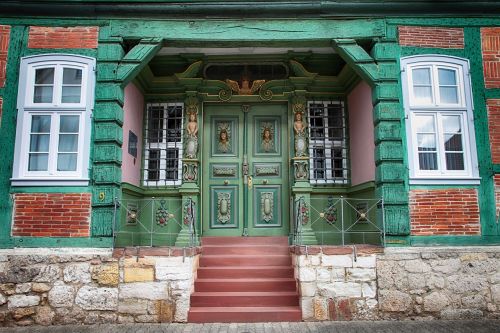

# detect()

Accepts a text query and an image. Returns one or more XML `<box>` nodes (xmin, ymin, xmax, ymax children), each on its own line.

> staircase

<box><xmin>188</xmin><ymin>236</ymin><xmax>302</xmax><ymax>322</ymax></box>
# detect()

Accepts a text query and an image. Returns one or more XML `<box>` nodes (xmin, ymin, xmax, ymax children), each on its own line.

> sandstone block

<box><xmin>123</xmin><ymin>267</ymin><xmax>154</xmax><ymax>282</ymax></box>
<box><xmin>405</xmin><ymin>260</ymin><xmax>431</xmax><ymax>273</ymax></box>
<box><xmin>322</xmin><ymin>255</ymin><xmax>353</xmax><ymax>268</ymax></box>
<box><xmin>154</xmin><ymin>300</ymin><xmax>175</xmax><ymax>322</ymax></box>
<box><xmin>174</xmin><ymin>296</ymin><xmax>190</xmax><ymax>322</ymax></box>
<box><xmin>379</xmin><ymin>290</ymin><xmax>412</xmax><ymax>312</ymax></box>
<box><xmin>34</xmin><ymin>306</ymin><xmax>55</xmax><ymax>326</ymax></box>
<box><xmin>118</xmin><ymin>299</ymin><xmax>148</xmax><ymax>314</ymax></box>
<box><xmin>316</xmin><ymin>268</ymin><xmax>330</xmax><ymax>282</ymax></box>
<box><xmin>75</xmin><ymin>286</ymin><xmax>118</xmax><ymax>310</ymax></box>
<box><xmin>12</xmin><ymin>307</ymin><xmax>36</xmax><ymax>320</ymax></box>
<box><xmin>63</xmin><ymin>263</ymin><xmax>91</xmax><ymax>283</ymax></box>
<box><xmin>462</xmin><ymin>294</ymin><xmax>486</xmax><ymax>309</ymax></box>
<box><xmin>8</xmin><ymin>295</ymin><xmax>40</xmax><ymax>309</ymax></box>
<box><xmin>32</xmin><ymin>283</ymin><xmax>51</xmax><ymax>293</ymax></box>
<box><xmin>0</xmin><ymin>293</ymin><xmax>6</xmax><ymax>305</ymax></box>
<box><xmin>118</xmin><ymin>315</ymin><xmax>135</xmax><ymax>324</ymax></box>
<box><xmin>313</xmin><ymin>298</ymin><xmax>328</xmax><ymax>320</ymax></box>
<box><xmin>93</xmin><ymin>263</ymin><xmax>119</xmax><ymax>286</ymax></box>
<box><xmin>135</xmin><ymin>314</ymin><xmax>159</xmax><ymax>323</ymax></box>
<box><xmin>492</xmin><ymin>284</ymin><xmax>500</xmax><ymax>304</ymax></box>
<box><xmin>124</xmin><ymin>257</ymin><xmax>156</xmax><ymax>268</ymax></box>
<box><xmin>156</xmin><ymin>265</ymin><xmax>192</xmax><ymax>281</ymax></box>
<box><xmin>332</xmin><ymin>268</ymin><xmax>346</xmax><ymax>281</ymax></box>
<box><xmin>300</xmin><ymin>282</ymin><xmax>317</xmax><ymax>297</ymax></box>
<box><xmin>119</xmin><ymin>282</ymin><xmax>168</xmax><ymax>300</ymax></box>
<box><xmin>318</xmin><ymin>282</ymin><xmax>361</xmax><ymax>298</ymax></box>
<box><xmin>362</xmin><ymin>282</ymin><xmax>376</xmax><ymax>298</ymax></box>
<box><xmin>353</xmin><ymin>255</ymin><xmax>376</xmax><ymax>268</ymax></box>
<box><xmin>431</xmin><ymin>258</ymin><xmax>461</xmax><ymax>274</ymax></box>
<box><xmin>408</xmin><ymin>273</ymin><xmax>426</xmax><ymax>290</ymax></box>
<box><xmin>48</xmin><ymin>283</ymin><xmax>75</xmax><ymax>308</ymax></box>
<box><xmin>346</xmin><ymin>268</ymin><xmax>376</xmax><ymax>282</ymax></box>
<box><xmin>297</xmin><ymin>255</ymin><xmax>320</xmax><ymax>267</ymax></box>
<box><xmin>298</xmin><ymin>267</ymin><xmax>316</xmax><ymax>282</ymax></box>
<box><xmin>423</xmin><ymin>291</ymin><xmax>449</xmax><ymax>312</ymax></box>
<box><xmin>301</xmin><ymin>297</ymin><xmax>314</xmax><ymax>320</ymax></box>
<box><xmin>459</xmin><ymin>253</ymin><xmax>488</xmax><ymax>261</ymax></box>
<box><xmin>447</xmin><ymin>275</ymin><xmax>488</xmax><ymax>293</ymax></box>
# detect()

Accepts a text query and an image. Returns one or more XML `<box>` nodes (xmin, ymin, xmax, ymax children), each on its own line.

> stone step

<box><xmin>190</xmin><ymin>291</ymin><xmax>300</xmax><ymax>307</ymax></box>
<box><xmin>197</xmin><ymin>266</ymin><xmax>294</xmax><ymax>279</ymax></box>
<box><xmin>194</xmin><ymin>278</ymin><xmax>297</xmax><ymax>292</ymax></box>
<box><xmin>199</xmin><ymin>254</ymin><xmax>292</xmax><ymax>267</ymax></box>
<box><xmin>202</xmin><ymin>244</ymin><xmax>290</xmax><ymax>255</ymax></box>
<box><xmin>188</xmin><ymin>306</ymin><xmax>302</xmax><ymax>323</ymax></box>
<box><xmin>201</xmin><ymin>236</ymin><xmax>289</xmax><ymax>246</ymax></box>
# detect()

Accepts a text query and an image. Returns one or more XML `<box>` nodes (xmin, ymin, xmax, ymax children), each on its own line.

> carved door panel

<box><xmin>202</xmin><ymin>104</ymin><xmax>289</xmax><ymax>237</ymax></box>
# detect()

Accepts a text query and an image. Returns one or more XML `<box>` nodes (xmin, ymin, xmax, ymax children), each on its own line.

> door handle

<box><xmin>247</xmin><ymin>176</ymin><xmax>253</xmax><ymax>189</ymax></box>
<box><xmin>224</xmin><ymin>180</ymin><xmax>229</xmax><ymax>185</ymax></box>
<box><xmin>262</xmin><ymin>179</ymin><xmax>268</xmax><ymax>185</ymax></box>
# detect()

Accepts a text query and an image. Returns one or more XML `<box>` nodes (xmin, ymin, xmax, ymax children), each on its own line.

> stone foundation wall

<box><xmin>0</xmin><ymin>248</ymin><xmax>199</xmax><ymax>327</ymax></box>
<box><xmin>293</xmin><ymin>246</ymin><xmax>500</xmax><ymax>321</ymax></box>
<box><xmin>377</xmin><ymin>247</ymin><xmax>500</xmax><ymax>320</ymax></box>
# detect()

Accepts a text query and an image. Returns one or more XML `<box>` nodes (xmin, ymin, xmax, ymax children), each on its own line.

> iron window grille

<box><xmin>143</xmin><ymin>102</ymin><xmax>184</xmax><ymax>187</ymax></box>
<box><xmin>308</xmin><ymin>100</ymin><xmax>349</xmax><ymax>185</ymax></box>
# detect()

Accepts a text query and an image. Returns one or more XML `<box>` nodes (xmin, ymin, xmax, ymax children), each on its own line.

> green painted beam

<box><xmin>409</xmin><ymin>235</ymin><xmax>500</xmax><ymax>246</ymax></box>
<box><xmin>7</xmin><ymin>237</ymin><xmax>113</xmax><ymax>248</ymax></box>
<box><xmin>117</xmin><ymin>38</ymin><xmax>163</xmax><ymax>87</ymax></box>
<box><xmin>332</xmin><ymin>39</ymin><xmax>379</xmax><ymax>84</ymax></box>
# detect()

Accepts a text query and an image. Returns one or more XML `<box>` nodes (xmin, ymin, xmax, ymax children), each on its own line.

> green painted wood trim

<box><xmin>121</xmin><ymin>182</ymin><xmax>145</xmax><ymax>196</ymax></box>
<box><xmin>310</xmin><ymin>187</ymin><xmax>349</xmax><ymax>195</ymax></box>
<box><xmin>8</xmin><ymin>237</ymin><xmax>113</xmax><ymax>248</ymax></box>
<box><xmin>493</xmin><ymin>165</ymin><xmax>500</xmax><ymax>174</ymax></box>
<box><xmin>117</xmin><ymin>38</ymin><xmax>163</xmax><ymax>86</ymax></box>
<box><xmin>409</xmin><ymin>235</ymin><xmax>500</xmax><ymax>246</ymax></box>
<box><xmin>10</xmin><ymin>187</ymin><xmax>91</xmax><ymax>193</ymax></box>
<box><xmin>386</xmin><ymin>18</ymin><xmax>500</xmax><ymax>27</ymax></box>
<box><xmin>332</xmin><ymin>39</ymin><xmax>379</xmax><ymax>85</ymax></box>
<box><xmin>0</xmin><ymin>26</ymin><xmax>28</xmax><ymax>246</ymax></box>
<box><xmin>464</xmin><ymin>27</ymin><xmax>498</xmax><ymax>237</ymax></box>
<box><xmin>485</xmin><ymin>89</ymin><xmax>500</xmax><ymax>99</ymax></box>
<box><xmin>348</xmin><ymin>181</ymin><xmax>376</xmax><ymax>194</ymax></box>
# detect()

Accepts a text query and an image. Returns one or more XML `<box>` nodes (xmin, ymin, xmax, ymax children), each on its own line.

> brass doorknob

<box><xmin>263</xmin><ymin>179</ymin><xmax>268</xmax><ymax>185</ymax></box>
<box><xmin>224</xmin><ymin>180</ymin><xmax>229</xmax><ymax>185</ymax></box>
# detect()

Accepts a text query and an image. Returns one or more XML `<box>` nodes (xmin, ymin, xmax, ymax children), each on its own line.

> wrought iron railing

<box><xmin>292</xmin><ymin>196</ymin><xmax>385</xmax><ymax>246</ymax></box>
<box><xmin>112</xmin><ymin>197</ymin><xmax>198</xmax><ymax>248</ymax></box>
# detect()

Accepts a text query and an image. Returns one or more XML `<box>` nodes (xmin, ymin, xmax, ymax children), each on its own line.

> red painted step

<box><xmin>197</xmin><ymin>266</ymin><xmax>294</xmax><ymax>279</ymax></box>
<box><xmin>190</xmin><ymin>291</ymin><xmax>299</xmax><ymax>307</ymax></box>
<box><xmin>201</xmin><ymin>236</ymin><xmax>289</xmax><ymax>246</ymax></box>
<box><xmin>195</xmin><ymin>278</ymin><xmax>297</xmax><ymax>292</ymax></box>
<box><xmin>199</xmin><ymin>254</ymin><xmax>291</xmax><ymax>267</ymax></box>
<box><xmin>202</xmin><ymin>244</ymin><xmax>290</xmax><ymax>255</ymax></box>
<box><xmin>188</xmin><ymin>306</ymin><xmax>302</xmax><ymax>323</ymax></box>
<box><xmin>188</xmin><ymin>236</ymin><xmax>301</xmax><ymax>323</ymax></box>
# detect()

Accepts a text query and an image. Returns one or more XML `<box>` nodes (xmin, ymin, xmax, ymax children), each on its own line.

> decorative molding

<box><xmin>294</xmin><ymin>160</ymin><xmax>309</xmax><ymax>180</ymax></box>
<box><xmin>255</xmin><ymin>165</ymin><xmax>279</xmax><ymax>177</ymax></box>
<box><xmin>261</xmin><ymin>192</ymin><xmax>274</xmax><ymax>223</ymax></box>
<box><xmin>182</xmin><ymin>162</ymin><xmax>198</xmax><ymax>182</ymax></box>
<box><xmin>156</xmin><ymin>200</ymin><xmax>172</xmax><ymax>227</ymax></box>
<box><xmin>213</xmin><ymin>166</ymin><xmax>237</xmax><ymax>177</ymax></box>
<box><xmin>323</xmin><ymin>197</ymin><xmax>338</xmax><ymax>225</ymax></box>
<box><xmin>217</xmin><ymin>192</ymin><xmax>231</xmax><ymax>224</ymax></box>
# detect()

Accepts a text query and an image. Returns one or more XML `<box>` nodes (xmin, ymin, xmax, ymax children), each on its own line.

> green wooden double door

<box><xmin>202</xmin><ymin>103</ymin><xmax>290</xmax><ymax>236</ymax></box>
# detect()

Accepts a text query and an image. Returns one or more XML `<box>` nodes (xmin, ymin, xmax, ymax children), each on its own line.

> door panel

<box><xmin>202</xmin><ymin>103</ymin><xmax>288</xmax><ymax>236</ymax></box>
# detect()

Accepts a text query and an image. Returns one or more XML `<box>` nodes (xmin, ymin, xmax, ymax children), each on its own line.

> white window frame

<box><xmin>11</xmin><ymin>54</ymin><xmax>95</xmax><ymax>186</ymax></box>
<box><xmin>142</xmin><ymin>102</ymin><xmax>184</xmax><ymax>187</ymax></box>
<box><xmin>401</xmin><ymin>55</ymin><xmax>480</xmax><ymax>185</ymax></box>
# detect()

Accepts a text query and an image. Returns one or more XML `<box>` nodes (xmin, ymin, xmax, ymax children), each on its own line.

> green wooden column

<box><xmin>333</xmin><ymin>36</ymin><xmax>410</xmax><ymax>246</ymax></box>
<box><xmin>175</xmin><ymin>94</ymin><xmax>201</xmax><ymax>247</ymax></box>
<box><xmin>291</xmin><ymin>93</ymin><xmax>317</xmax><ymax>245</ymax></box>
<box><xmin>92</xmin><ymin>30</ymin><xmax>163</xmax><ymax>240</ymax></box>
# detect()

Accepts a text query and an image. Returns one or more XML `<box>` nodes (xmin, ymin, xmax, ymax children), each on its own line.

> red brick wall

<box><xmin>410</xmin><ymin>189</ymin><xmax>480</xmax><ymax>236</ymax></box>
<box><xmin>487</xmin><ymin>99</ymin><xmax>500</xmax><ymax>164</ymax></box>
<box><xmin>481</xmin><ymin>27</ymin><xmax>500</xmax><ymax>89</ymax></box>
<box><xmin>0</xmin><ymin>25</ymin><xmax>11</xmax><ymax>87</ymax></box>
<box><xmin>398</xmin><ymin>26</ymin><xmax>464</xmax><ymax>49</ymax></box>
<box><xmin>28</xmin><ymin>26</ymin><xmax>99</xmax><ymax>49</ymax></box>
<box><xmin>12</xmin><ymin>193</ymin><xmax>91</xmax><ymax>237</ymax></box>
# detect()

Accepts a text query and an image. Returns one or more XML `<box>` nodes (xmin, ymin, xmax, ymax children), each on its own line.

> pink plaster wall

<box><xmin>121</xmin><ymin>83</ymin><xmax>144</xmax><ymax>186</ymax></box>
<box><xmin>348</xmin><ymin>81</ymin><xmax>375</xmax><ymax>186</ymax></box>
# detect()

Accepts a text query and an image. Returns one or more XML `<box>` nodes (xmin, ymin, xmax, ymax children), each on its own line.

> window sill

<box><xmin>409</xmin><ymin>177</ymin><xmax>481</xmax><ymax>185</ymax></box>
<box><xmin>11</xmin><ymin>178</ymin><xmax>90</xmax><ymax>187</ymax></box>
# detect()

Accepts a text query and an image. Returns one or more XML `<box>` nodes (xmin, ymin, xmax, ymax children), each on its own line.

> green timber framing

<box><xmin>0</xmin><ymin>1</ymin><xmax>499</xmax><ymax>248</ymax></box>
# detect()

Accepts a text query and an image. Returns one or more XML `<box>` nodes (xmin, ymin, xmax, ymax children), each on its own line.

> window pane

<box><xmin>313</xmin><ymin>148</ymin><xmax>325</xmax><ymax>179</ymax></box>
<box><xmin>147</xmin><ymin>150</ymin><xmax>160</xmax><ymax>181</ymax></box>
<box><xmin>57</xmin><ymin>153</ymin><xmax>77</xmax><ymax>171</ymax></box>
<box><xmin>417</xmin><ymin>134</ymin><xmax>436</xmax><ymax>151</ymax></box>
<box><xmin>34</xmin><ymin>86</ymin><xmax>53</xmax><ymax>103</ymax></box>
<box><xmin>147</xmin><ymin>106</ymin><xmax>164</xmax><ymax>142</ymax></box>
<box><xmin>58</xmin><ymin>134</ymin><xmax>78</xmax><ymax>152</ymax></box>
<box><xmin>60</xmin><ymin>115</ymin><xmax>80</xmax><ymax>133</ymax></box>
<box><xmin>414</xmin><ymin>115</ymin><xmax>435</xmax><ymax>133</ymax></box>
<box><xmin>442</xmin><ymin>115</ymin><xmax>461</xmax><ymax>133</ymax></box>
<box><xmin>439</xmin><ymin>86</ymin><xmax>458</xmax><ymax>104</ymax></box>
<box><xmin>166</xmin><ymin>105</ymin><xmax>182</xmax><ymax>142</ymax></box>
<box><xmin>413</xmin><ymin>68</ymin><xmax>431</xmax><ymax>85</ymax></box>
<box><xmin>438</xmin><ymin>68</ymin><xmax>456</xmax><ymax>85</ymax></box>
<box><xmin>418</xmin><ymin>152</ymin><xmax>438</xmax><ymax>170</ymax></box>
<box><xmin>413</xmin><ymin>86</ymin><xmax>433</xmax><ymax>104</ymax></box>
<box><xmin>165</xmin><ymin>148</ymin><xmax>179</xmax><ymax>180</ymax></box>
<box><xmin>444</xmin><ymin>134</ymin><xmax>463</xmax><ymax>151</ymax></box>
<box><xmin>446</xmin><ymin>153</ymin><xmax>465</xmax><ymax>170</ymax></box>
<box><xmin>63</xmin><ymin>68</ymin><xmax>82</xmax><ymax>84</ymax></box>
<box><xmin>31</xmin><ymin>115</ymin><xmax>51</xmax><ymax>133</ymax></box>
<box><xmin>309</xmin><ymin>105</ymin><xmax>324</xmax><ymax>139</ymax></box>
<box><xmin>61</xmin><ymin>86</ymin><xmax>82</xmax><ymax>103</ymax></box>
<box><xmin>28</xmin><ymin>154</ymin><xmax>48</xmax><ymax>171</ymax></box>
<box><xmin>35</xmin><ymin>68</ymin><xmax>54</xmax><ymax>84</ymax></box>
<box><xmin>30</xmin><ymin>134</ymin><xmax>50</xmax><ymax>152</ymax></box>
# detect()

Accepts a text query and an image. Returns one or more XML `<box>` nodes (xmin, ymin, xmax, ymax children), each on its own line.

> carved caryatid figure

<box><xmin>294</xmin><ymin>111</ymin><xmax>307</xmax><ymax>157</ymax></box>
<box><xmin>226</xmin><ymin>77</ymin><xmax>266</xmax><ymax>95</ymax></box>
<box><xmin>184</xmin><ymin>110</ymin><xmax>199</xmax><ymax>159</ymax></box>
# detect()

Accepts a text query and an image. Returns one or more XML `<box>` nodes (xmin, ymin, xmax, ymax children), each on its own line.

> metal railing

<box><xmin>292</xmin><ymin>196</ymin><xmax>385</xmax><ymax>246</ymax></box>
<box><xmin>112</xmin><ymin>197</ymin><xmax>198</xmax><ymax>248</ymax></box>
